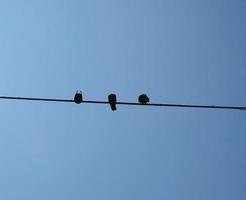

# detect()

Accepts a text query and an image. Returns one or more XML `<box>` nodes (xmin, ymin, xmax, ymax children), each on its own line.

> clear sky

<box><xmin>0</xmin><ymin>0</ymin><xmax>245</xmax><ymax>199</ymax></box>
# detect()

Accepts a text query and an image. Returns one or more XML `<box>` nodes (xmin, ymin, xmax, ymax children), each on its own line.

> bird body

<box><xmin>138</xmin><ymin>94</ymin><xmax>149</xmax><ymax>104</ymax></box>
<box><xmin>74</xmin><ymin>90</ymin><xmax>83</xmax><ymax>104</ymax></box>
<box><xmin>108</xmin><ymin>94</ymin><xmax>117</xmax><ymax>111</ymax></box>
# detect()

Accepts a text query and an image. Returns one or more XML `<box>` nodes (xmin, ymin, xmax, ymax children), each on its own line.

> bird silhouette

<box><xmin>138</xmin><ymin>94</ymin><xmax>149</xmax><ymax>104</ymax></box>
<box><xmin>74</xmin><ymin>90</ymin><xmax>83</xmax><ymax>104</ymax></box>
<box><xmin>108</xmin><ymin>94</ymin><xmax>117</xmax><ymax>111</ymax></box>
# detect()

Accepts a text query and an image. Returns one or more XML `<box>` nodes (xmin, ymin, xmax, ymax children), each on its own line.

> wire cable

<box><xmin>0</xmin><ymin>95</ymin><xmax>245</xmax><ymax>111</ymax></box>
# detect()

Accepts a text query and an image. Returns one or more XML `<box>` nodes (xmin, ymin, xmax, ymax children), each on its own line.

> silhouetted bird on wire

<box><xmin>138</xmin><ymin>94</ymin><xmax>149</xmax><ymax>104</ymax></box>
<box><xmin>74</xmin><ymin>90</ymin><xmax>83</xmax><ymax>104</ymax></box>
<box><xmin>108</xmin><ymin>94</ymin><xmax>117</xmax><ymax>111</ymax></box>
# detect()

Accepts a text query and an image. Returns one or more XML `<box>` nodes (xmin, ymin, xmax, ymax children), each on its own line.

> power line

<box><xmin>0</xmin><ymin>94</ymin><xmax>245</xmax><ymax>111</ymax></box>
<box><xmin>0</xmin><ymin>96</ymin><xmax>73</xmax><ymax>103</ymax></box>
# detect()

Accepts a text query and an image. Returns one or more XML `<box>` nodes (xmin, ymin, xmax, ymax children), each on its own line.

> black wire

<box><xmin>0</xmin><ymin>96</ymin><xmax>73</xmax><ymax>102</ymax></box>
<box><xmin>0</xmin><ymin>95</ymin><xmax>245</xmax><ymax>110</ymax></box>
<box><xmin>86</xmin><ymin>101</ymin><xmax>246</xmax><ymax>110</ymax></box>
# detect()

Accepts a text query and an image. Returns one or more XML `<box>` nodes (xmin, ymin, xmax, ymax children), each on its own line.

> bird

<box><xmin>74</xmin><ymin>90</ymin><xmax>83</xmax><ymax>104</ymax></box>
<box><xmin>138</xmin><ymin>94</ymin><xmax>149</xmax><ymax>104</ymax></box>
<box><xmin>108</xmin><ymin>93</ymin><xmax>117</xmax><ymax>111</ymax></box>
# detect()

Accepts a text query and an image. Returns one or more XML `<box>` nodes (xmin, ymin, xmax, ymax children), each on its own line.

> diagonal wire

<box><xmin>0</xmin><ymin>96</ymin><xmax>73</xmax><ymax>103</ymax></box>
<box><xmin>0</xmin><ymin>95</ymin><xmax>245</xmax><ymax>110</ymax></box>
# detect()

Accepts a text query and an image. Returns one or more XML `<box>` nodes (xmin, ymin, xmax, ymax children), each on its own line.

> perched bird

<box><xmin>138</xmin><ymin>94</ymin><xmax>149</xmax><ymax>104</ymax></box>
<box><xmin>108</xmin><ymin>94</ymin><xmax>117</xmax><ymax>111</ymax></box>
<box><xmin>74</xmin><ymin>90</ymin><xmax>83</xmax><ymax>104</ymax></box>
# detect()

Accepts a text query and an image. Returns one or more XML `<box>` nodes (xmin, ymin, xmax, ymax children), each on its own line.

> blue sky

<box><xmin>0</xmin><ymin>1</ymin><xmax>245</xmax><ymax>199</ymax></box>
